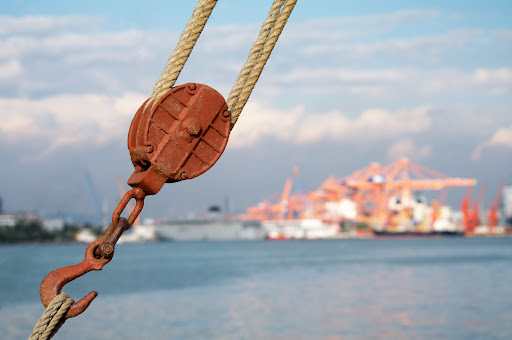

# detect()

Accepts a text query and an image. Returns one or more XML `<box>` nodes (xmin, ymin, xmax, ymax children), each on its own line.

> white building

<box><xmin>43</xmin><ymin>218</ymin><xmax>65</xmax><ymax>232</ymax></box>
<box><xmin>0</xmin><ymin>214</ymin><xmax>16</xmax><ymax>228</ymax></box>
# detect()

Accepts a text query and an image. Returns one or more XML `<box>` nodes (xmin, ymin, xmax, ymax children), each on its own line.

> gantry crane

<box><xmin>487</xmin><ymin>179</ymin><xmax>505</xmax><ymax>230</ymax></box>
<box><xmin>461</xmin><ymin>181</ymin><xmax>487</xmax><ymax>234</ymax></box>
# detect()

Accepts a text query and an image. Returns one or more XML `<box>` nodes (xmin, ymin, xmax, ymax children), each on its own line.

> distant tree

<box><xmin>0</xmin><ymin>219</ymin><xmax>100</xmax><ymax>243</ymax></box>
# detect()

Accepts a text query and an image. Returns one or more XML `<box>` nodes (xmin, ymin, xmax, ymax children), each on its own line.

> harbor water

<box><xmin>1</xmin><ymin>238</ymin><xmax>511</xmax><ymax>339</ymax></box>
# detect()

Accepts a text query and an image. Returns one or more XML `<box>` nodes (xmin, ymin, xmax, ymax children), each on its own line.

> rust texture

<box><xmin>40</xmin><ymin>218</ymin><xmax>130</xmax><ymax>318</ymax></box>
<box><xmin>40</xmin><ymin>82</ymin><xmax>230</xmax><ymax>319</ymax></box>
<box><xmin>127</xmin><ymin>83</ymin><xmax>231</xmax><ymax>195</ymax></box>
<box><xmin>112</xmin><ymin>187</ymin><xmax>146</xmax><ymax>226</ymax></box>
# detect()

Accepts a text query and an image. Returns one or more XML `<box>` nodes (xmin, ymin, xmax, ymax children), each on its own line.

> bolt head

<box><xmin>182</xmin><ymin>118</ymin><xmax>201</xmax><ymax>137</ymax></box>
<box><xmin>99</xmin><ymin>242</ymin><xmax>114</xmax><ymax>258</ymax></box>
<box><xmin>186</xmin><ymin>123</ymin><xmax>199</xmax><ymax>136</ymax></box>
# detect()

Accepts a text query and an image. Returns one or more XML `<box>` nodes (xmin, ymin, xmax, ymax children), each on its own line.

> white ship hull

<box><xmin>264</xmin><ymin>219</ymin><xmax>340</xmax><ymax>240</ymax></box>
<box><xmin>155</xmin><ymin>219</ymin><xmax>266</xmax><ymax>241</ymax></box>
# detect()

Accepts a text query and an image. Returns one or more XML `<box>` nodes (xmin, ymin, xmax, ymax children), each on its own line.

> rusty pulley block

<box><xmin>127</xmin><ymin>83</ymin><xmax>231</xmax><ymax>195</ymax></box>
<box><xmin>39</xmin><ymin>83</ymin><xmax>231</xmax><ymax>318</ymax></box>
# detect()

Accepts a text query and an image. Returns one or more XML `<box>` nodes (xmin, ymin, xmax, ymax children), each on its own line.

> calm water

<box><xmin>1</xmin><ymin>238</ymin><xmax>511</xmax><ymax>339</ymax></box>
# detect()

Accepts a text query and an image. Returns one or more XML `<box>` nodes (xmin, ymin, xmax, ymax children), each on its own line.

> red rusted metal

<box><xmin>40</xmin><ymin>218</ymin><xmax>129</xmax><ymax>318</ymax></box>
<box><xmin>127</xmin><ymin>83</ymin><xmax>230</xmax><ymax>195</ymax></box>
<box><xmin>112</xmin><ymin>187</ymin><xmax>146</xmax><ymax>226</ymax></box>
<box><xmin>40</xmin><ymin>82</ymin><xmax>230</xmax><ymax>319</ymax></box>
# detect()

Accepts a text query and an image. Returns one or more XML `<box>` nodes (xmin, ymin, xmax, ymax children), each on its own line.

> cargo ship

<box><xmin>264</xmin><ymin>218</ymin><xmax>339</xmax><ymax>240</ymax></box>
<box><xmin>372</xmin><ymin>229</ymin><xmax>464</xmax><ymax>237</ymax></box>
<box><xmin>154</xmin><ymin>206</ymin><xmax>267</xmax><ymax>241</ymax></box>
<box><xmin>155</xmin><ymin>219</ymin><xmax>266</xmax><ymax>241</ymax></box>
<box><xmin>504</xmin><ymin>184</ymin><xmax>512</xmax><ymax>228</ymax></box>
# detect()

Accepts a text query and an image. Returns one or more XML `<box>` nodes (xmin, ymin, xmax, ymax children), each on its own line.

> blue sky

<box><xmin>0</xmin><ymin>0</ymin><xmax>511</xmax><ymax>221</ymax></box>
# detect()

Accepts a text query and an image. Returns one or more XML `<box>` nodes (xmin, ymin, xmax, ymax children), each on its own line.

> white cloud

<box><xmin>229</xmin><ymin>102</ymin><xmax>431</xmax><ymax>148</ymax></box>
<box><xmin>0</xmin><ymin>30</ymin><xmax>151</xmax><ymax>59</ymax></box>
<box><xmin>472</xmin><ymin>68</ymin><xmax>512</xmax><ymax>94</ymax></box>
<box><xmin>284</xmin><ymin>9</ymin><xmax>442</xmax><ymax>44</ymax></box>
<box><xmin>473</xmin><ymin>68</ymin><xmax>512</xmax><ymax>83</ymax></box>
<box><xmin>279</xmin><ymin>68</ymin><xmax>405</xmax><ymax>83</ymax></box>
<box><xmin>0</xmin><ymin>59</ymin><xmax>22</xmax><ymax>80</ymax></box>
<box><xmin>0</xmin><ymin>15</ymin><xmax>102</xmax><ymax>35</ymax></box>
<box><xmin>300</xmin><ymin>28</ymin><xmax>480</xmax><ymax>60</ymax></box>
<box><xmin>0</xmin><ymin>13</ymin><xmax>509</xmax><ymax>108</ymax></box>
<box><xmin>488</xmin><ymin>125</ymin><xmax>512</xmax><ymax>147</ymax></box>
<box><xmin>494</xmin><ymin>29</ymin><xmax>512</xmax><ymax>43</ymax></box>
<box><xmin>472</xmin><ymin>124</ymin><xmax>512</xmax><ymax>160</ymax></box>
<box><xmin>386</xmin><ymin>139</ymin><xmax>431</xmax><ymax>161</ymax></box>
<box><xmin>0</xmin><ymin>95</ymin><xmax>429</xmax><ymax>158</ymax></box>
<box><xmin>0</xmin><ymin>95</ymin><xmax>427</xmax><ymax>158</ymax></box>
<box><xmin>269</xmin><ymin>66</ymin><xmax>512</xmax><ymax>101</ymax></box>
<box><xmin>341</xmin><ymin>9</ymin><xmax>441</xmax><ymax>26</ymax></box>
<box><xmin>0</xmin><ymin>92</ymin><xmax>147</xmax><ymax>158</ymax></box>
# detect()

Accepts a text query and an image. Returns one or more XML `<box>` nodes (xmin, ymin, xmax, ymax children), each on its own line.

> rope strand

<box><xmin>228</xmin><ymin>0</ymin><xmax>297</xmax><ymax>128</ymax></box>
<box><xmin>149</xmin><ymin>0</ymin><xmax>218</xmax><ymax>105</ymax></box>
<box><xmin>29</xmin><ymin>292</ymin><xmax>74</xmax><ymax>340</ymax></box>
<box><xmin>227</xmin><ymin>0</ymin><xmax>285</xmax><ymax>112</ymax></box>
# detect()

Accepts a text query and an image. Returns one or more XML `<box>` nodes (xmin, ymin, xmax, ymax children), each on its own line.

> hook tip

<box><xmin>66</xmin><ymin>291</ymin><xmax>98</xmax><ymax>318</ymax></box>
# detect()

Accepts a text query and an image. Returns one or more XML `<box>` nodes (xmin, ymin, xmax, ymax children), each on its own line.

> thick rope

<box><xmin>228</xmin><ymin>0</ymin><xmax>297</xmax><ymax>128</ymax></box>
<box><xmin>29</xmin><ymin>292</ymin><xmax>74</xmax><ymax>340</ymax></box>
<box><xmin>227</xmin><ymin>0</ymin><xmax>285</xmax><ymax>123</ymax></box>
<box><xmin>148</xmin><ymin>0</ymin><xmax>218</xmax><ymax>105</ymax></box>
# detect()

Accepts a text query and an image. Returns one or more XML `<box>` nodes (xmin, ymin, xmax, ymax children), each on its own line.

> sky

<box><xmin>0</xmin><ymin>0</ymin><xmax>511</xmax><ymax>222</ymax></box>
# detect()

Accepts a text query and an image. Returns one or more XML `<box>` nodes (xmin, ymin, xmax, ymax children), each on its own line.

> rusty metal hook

<box><xmin>39</xmin><ymin>218</ymin><xmax>130</xmax><ymax>318</ymax></box>
<box><xmin>40</xmin><ymin>239</ymin><xmax>112</xmax><ymax>318</ymax></box>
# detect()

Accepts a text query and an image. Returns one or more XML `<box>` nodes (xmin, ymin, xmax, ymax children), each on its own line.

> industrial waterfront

<box><xmin>2</xmin><ymin>158</ymin><xmax>511</xmax><ymax>244</ymax></box>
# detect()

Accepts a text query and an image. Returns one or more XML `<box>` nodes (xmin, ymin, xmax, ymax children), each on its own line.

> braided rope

<box><xmin>29</xmin><ymin>292</ymin><xmax>74</xmax><ymax>340</ymax></box>
<box><xmin>148</xmin><ymin>0</ymin><xmax>218</xmax><ymax>105</ymax></box>
<box><xmin>226</xmin><ymin>0</ymin><xmax>285</xmax><ymax>113</ymax></box>
<box><xmin>228</xmin><ymin>0</ymin><xmax>297</xmax><ymax>128</ymax></box>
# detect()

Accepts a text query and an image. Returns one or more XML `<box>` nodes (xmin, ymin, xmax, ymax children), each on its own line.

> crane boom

<box><xmin>84</xmin><ymin>171</ymin><xmax>107</xmax><ymax>227</ymax></box>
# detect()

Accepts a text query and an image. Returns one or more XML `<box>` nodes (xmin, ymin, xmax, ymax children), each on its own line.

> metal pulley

<box><xmin>127</xmin><ymin>83</ymin><xmax>231</xmax><ymax>195</ymax></box>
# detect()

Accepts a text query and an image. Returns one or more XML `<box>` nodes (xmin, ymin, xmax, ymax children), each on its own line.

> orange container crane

<box><xmin>460</xmin><ymin>185</ymin><xmax>472</xmax><ymax>230</ymax></box>
<box><xmin>430</xmin><ymin>187</ymin><xmax>450</xmax><ymax>232</ymax></box>
<box><xmin>487</xmin><ymin>179</ymin><xmax>505</xmax><ymax>230</ymax></box>
<box><xmin>278</xmin><ymin>177</ymin><xmax>293</xmax><ymax>220</ymax></box>
<box><xmin>340</xmin><ymin>158</ymin><xmax>476</xmax><ymax>231</ymax></box>
<box><xmin>338</xmin><ymin>162</ymin><xmax>387</xmax><ymax>225</ymax></box>
<box><xmin>463</xmin><ymin>181</ymin><xmax>487</xmax><ymax>234</ymax></box>
<box><xmin>243</xmin><ymin>167</ymin><xmax>311</xmax><ymax>221</ymax></box>
<box><xmin>279</xmin><ymin>167</ymin><xmax>311</xmax><ymax>220</ymax></box>
<box><xmin>308</xmin><ymin>176</ymin><xmax>352</xmax><ymax>221</ymax></box>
